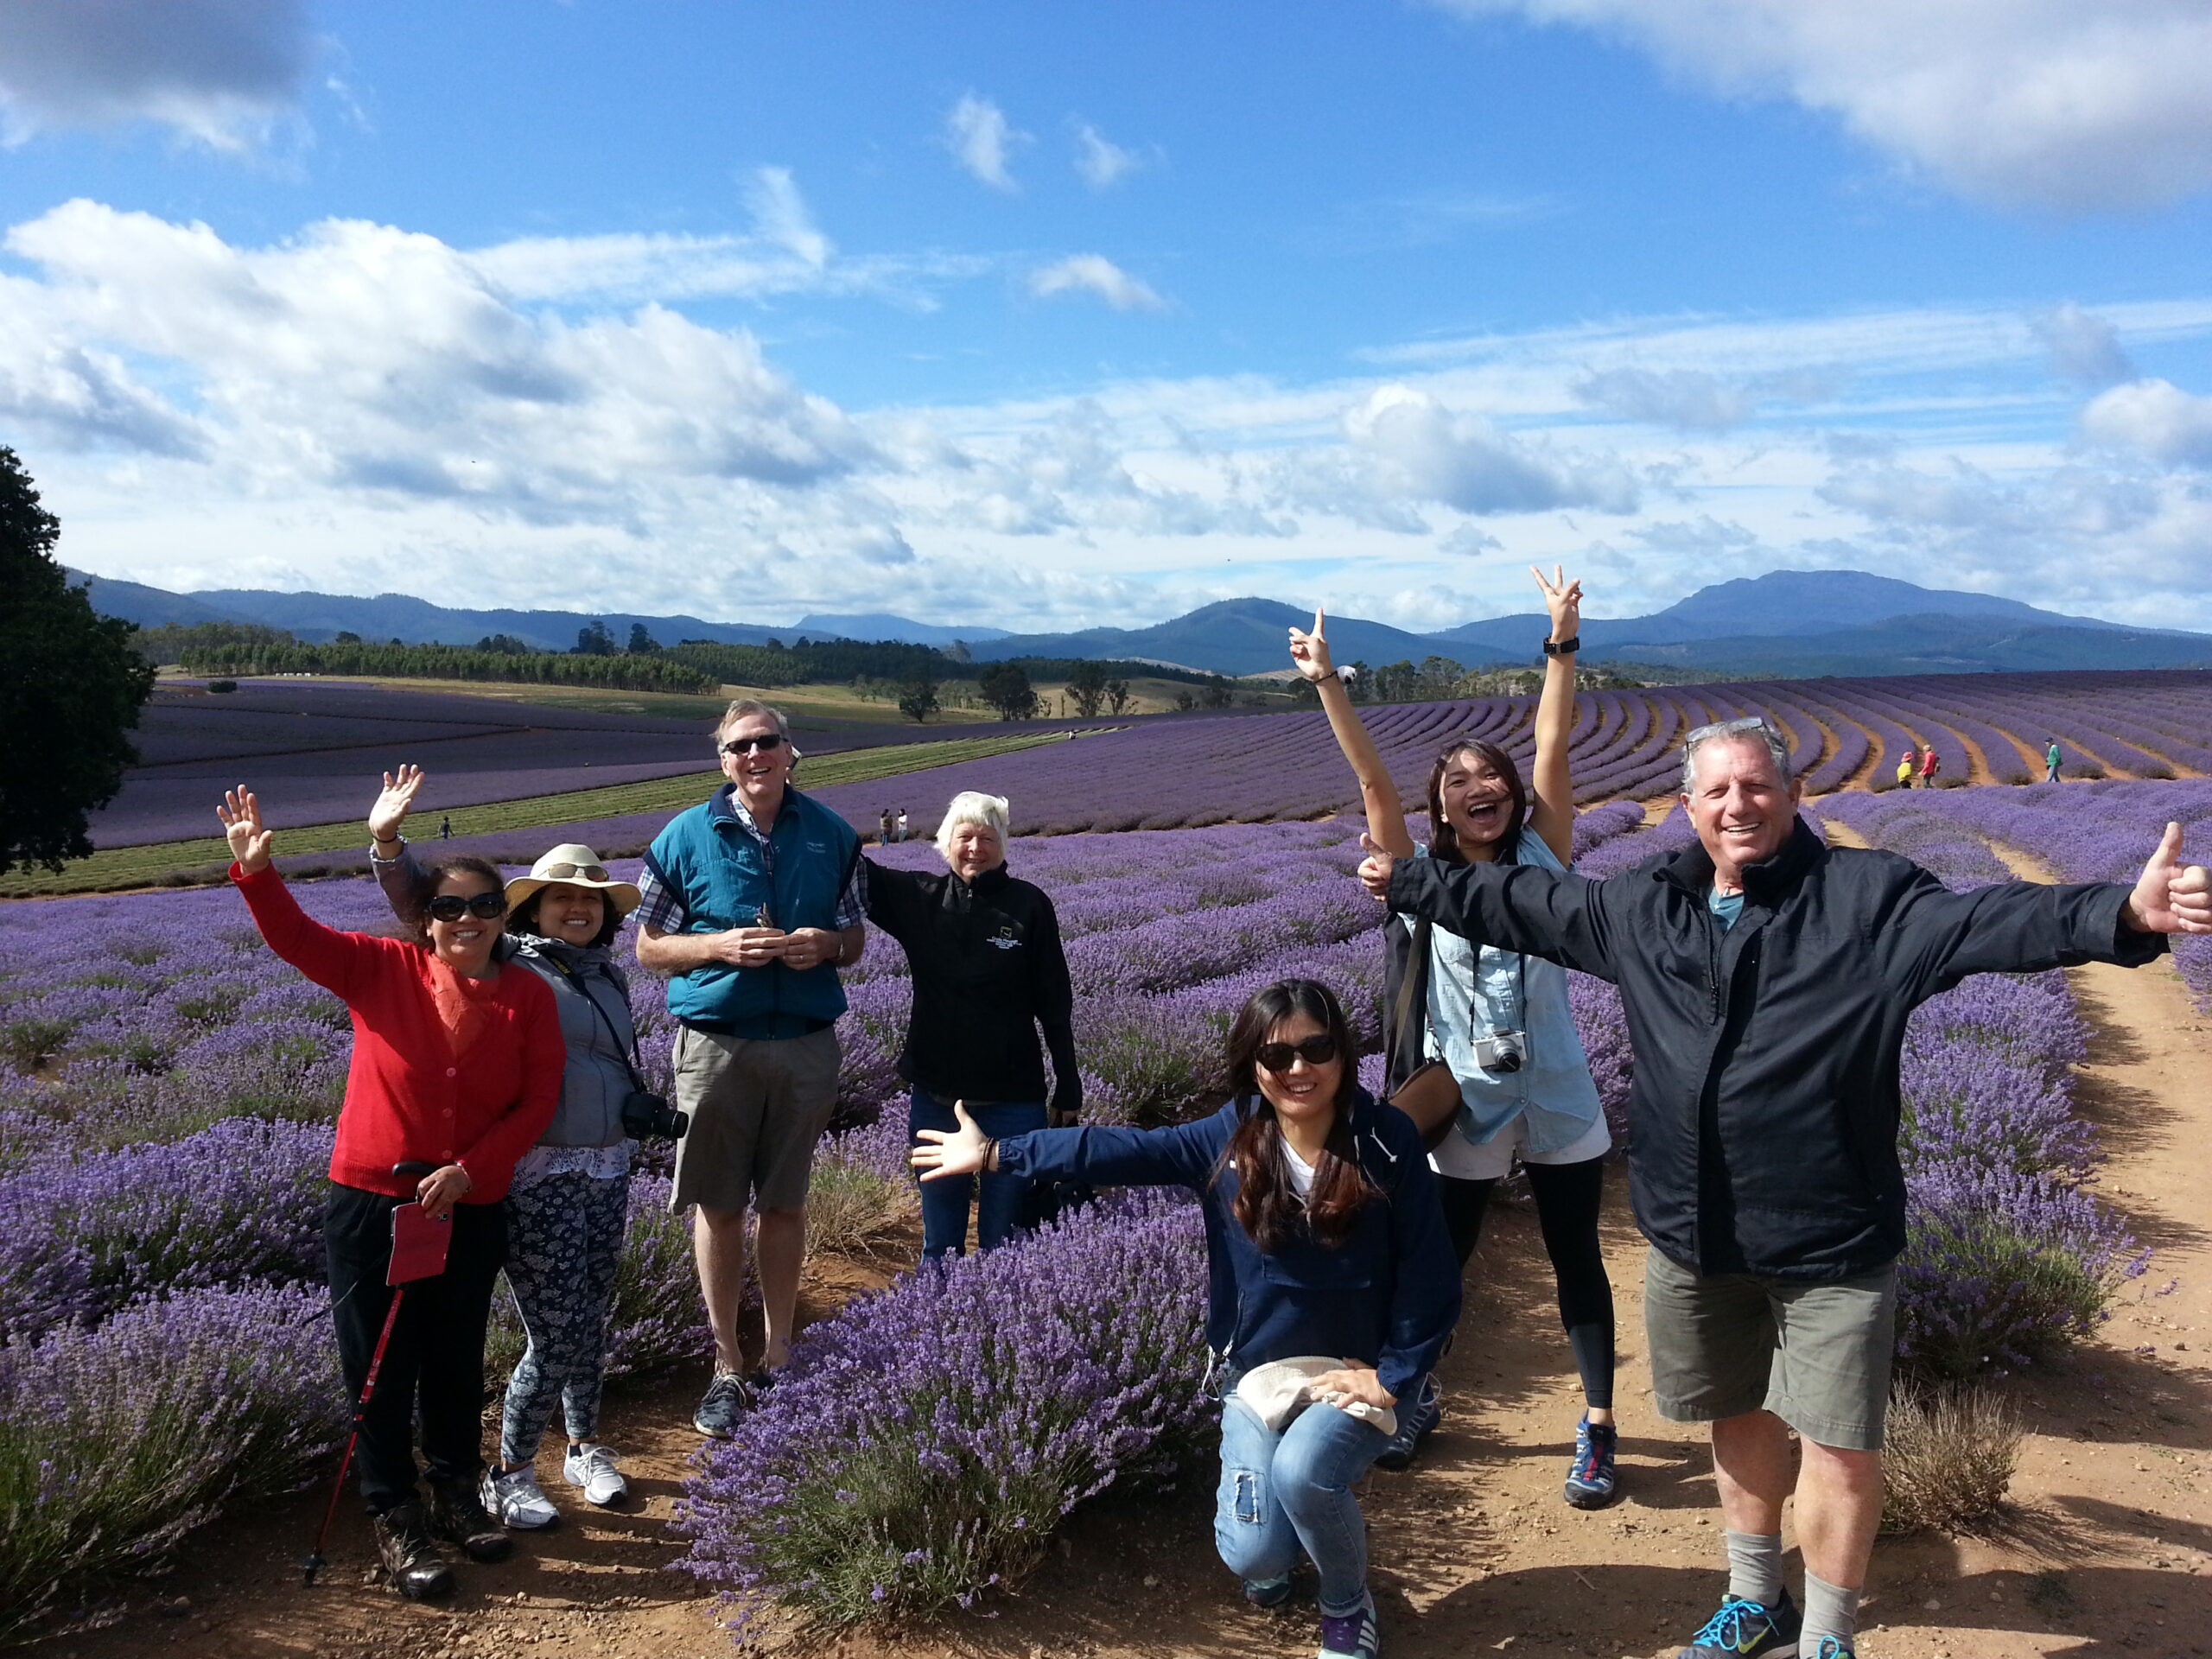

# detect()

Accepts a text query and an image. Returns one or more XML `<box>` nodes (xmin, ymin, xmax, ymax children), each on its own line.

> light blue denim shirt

<box><xmin>1408</xmin><ymin>829</ymin><xmax>1603</xmax><ymax>1156</ymax></box>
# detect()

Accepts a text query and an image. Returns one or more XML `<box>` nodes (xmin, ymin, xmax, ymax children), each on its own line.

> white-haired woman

<box><xmin>865</xmin><ymin>791</ymin><xmax>1079</xmax><ymax>1255</ymax></box>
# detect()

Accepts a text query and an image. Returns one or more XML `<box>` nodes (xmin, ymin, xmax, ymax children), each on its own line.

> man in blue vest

<box><xmin>636</xmin><ymin>698</ymin><xmax>865</xmax><ymax>1439</ymax></box>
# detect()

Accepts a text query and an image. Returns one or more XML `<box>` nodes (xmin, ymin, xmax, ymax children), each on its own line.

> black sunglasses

<box><xmin>720</xmin><ymin>733</ymin><xmax>786</xmax><ymax>755</ymax></box>
<box><xmin>426</xmin><ymin>892</ymin><xmax>508</xmax><ymax>923</ymax></box>
<box><xmin>539</xmin><ymin>861</ymin><xmax>609</xmax><ymax>883</ymax></box>
<box><xmin>1255</xmin><ymin>1034</ymin><xmax>1339</xmax><ymax>1073</ymax></box>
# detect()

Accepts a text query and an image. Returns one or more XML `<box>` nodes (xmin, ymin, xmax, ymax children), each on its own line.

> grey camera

<box><xmin>1472</xmin><ymin>1030</ymin><xmax>1528</xmax><ymax>1074</ymax></box>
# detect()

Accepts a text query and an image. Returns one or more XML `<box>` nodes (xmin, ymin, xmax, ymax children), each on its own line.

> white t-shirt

<box><xmin>1281</xmin><ymin>1141</ymin><xmax>1317</xmax><ymax>1201</ymax></box>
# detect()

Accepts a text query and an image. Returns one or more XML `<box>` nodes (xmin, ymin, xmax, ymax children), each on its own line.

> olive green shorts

<box><xmin>1643</xmin><ymin>1246</ymin><xmax>1897</xmax><ymax>1452</ymax></box>
<box><xmin>669</xmin><ymin>1024</ymin><xmax>842</xmax><ymax>1215</ymax></box>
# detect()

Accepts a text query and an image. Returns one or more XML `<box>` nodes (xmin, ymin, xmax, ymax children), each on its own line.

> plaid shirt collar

<box><xmin>710</xmin><ymin>780</ymin><xmax>796</xmax><ymax>842</ymax></box>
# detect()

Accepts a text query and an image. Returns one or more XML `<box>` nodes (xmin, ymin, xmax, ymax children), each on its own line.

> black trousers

<box><xmin>325</xmin><ymin>1183</ymin><xmax>507</xmax><ymax>1514</ymax></box>
<box><xmin>1438</xmin><ymin>1157</ymin><xmax>1617</xmax><ymax>1411</ymax></box>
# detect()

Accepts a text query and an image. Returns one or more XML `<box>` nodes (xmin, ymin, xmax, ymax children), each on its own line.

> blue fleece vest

<box><xmin>646</xmin><ymin>784</ymin><xmax>860</xmax><ymax>1033</ymax></box>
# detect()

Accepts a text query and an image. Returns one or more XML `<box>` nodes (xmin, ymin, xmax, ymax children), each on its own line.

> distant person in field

<box><xmin>368</xmin><ymin>766</ymin><xmax>645</xmax><ymax>1529</ymax></box>
<box><xmin>1894</xmin><ymin>751</ymin><xmax>1916</xmax><ymax>789</ymax></box>
<box><xmin>879</xmin><ymin>806</ymin><xmax>895</xmax><ymax>845</ymax></box>
<box><xmin>862</xmin><ymin>790</ymin><xmax>1079</xmax><ymax>1256</ymax></box>
<box><xmin>1359</xmin><ymin>715</ymin><xmax>2212</xmax><ymax>1659</ymax></box>
<box><xmin>914</xmin><ymin>979</ymin><xmax>1458</xmax><ymax>1659</ymax></box>
<box><xmin>440</xmin><ymin>815</ymin><xmax>453</xmax><ymax>839</ymax></box>
<box><xmin>2047</xmin><ymin>741</ymin><xmax>2063</xmax><ymax>783</ymax></box>
<box><xmin>218</xmin><ymin>786</ymin><xmax>563</xmax><ymax>1602</ymax></box>
<box><xmin>896</xmin><ymin>806</ymin><xmax>910</xmax><ymax>843</ymax></box>
<box><xmin>1288</xmin><ymin>563</ymin><xmax>1621</xmax><ymax>1503</ymax></box>
<box><xmin>635</xmin><ymin>699</ymin><xmax>865</xmax><ymax>1440</ymax></box>
<box><xmin>1918</xmin><ymin>745</ymin><xmax>1940</xmax><ymax>785</ymax></box>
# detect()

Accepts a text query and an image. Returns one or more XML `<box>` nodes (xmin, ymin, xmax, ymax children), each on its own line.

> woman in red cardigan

<box><xmin>220</xmin><ymin>787</ymin><xmax>564</xmax><ymax>1602</ymax></box>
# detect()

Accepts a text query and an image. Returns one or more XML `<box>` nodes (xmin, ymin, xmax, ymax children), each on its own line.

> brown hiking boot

<box><xmin>372</xmin><ymin>1500</ymin><xmax>455</xmax><ymax>1600</ymax></box>
<box><xmin>429</xmin><ymin>1475</ymin><xmax>513</xmax><ymax>1562</ymax></box>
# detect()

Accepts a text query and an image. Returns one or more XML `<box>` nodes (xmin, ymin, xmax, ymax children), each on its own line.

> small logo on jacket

<box><xmin>988</xmin><ymin>925</ymin><xmax>1021</xmax><ymax>950</ymax></box>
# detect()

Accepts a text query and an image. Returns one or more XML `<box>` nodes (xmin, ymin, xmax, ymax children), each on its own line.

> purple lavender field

<box><xmin>0</xmin><ymin>787</ymin><xmax>2164</xmax><ymax>1634</ymax></box>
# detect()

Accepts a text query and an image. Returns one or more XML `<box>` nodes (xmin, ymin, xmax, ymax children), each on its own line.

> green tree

<box><xmin>1199</xmin><ymin>673</ymin><xmax>1235</xmax><ymax>709</ymax></box>
<box><xmin>897</xmin><ymin>674</ymin><xmax>940</xmax><ymax>723</ymax></box>
<box><xmin>1103</xmin><ymin>677</ymin><xmax>1131</xmax><ymax>716</ymax></box>
<box><xmin>976</xmin><ymin>661</ymin><xmax>1037</xmax><ymax>721</ymax></box>
<box><xmin>574</xmin><ymin>620</ymin><xmax>617</xmax><ymax>656</ymax></box>
<box><xmin>1065</xmin><ymin>658</ymin><xmax>1109</xmax><ymax>718</ymax></box>
<box><xmin>0</xmin><ymin>448</ymin><xmax>156</xmax><ymax>874</ymax></box>
<box><xmin>627</xmin><ymin>623</ymin><xmax>661</xmax><ymax>653</ymax></box>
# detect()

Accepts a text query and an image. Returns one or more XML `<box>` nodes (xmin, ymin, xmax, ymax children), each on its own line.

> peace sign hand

<box><xmin>369</xmin><ymin>765</ymin><xmax>426</xmax><ymax>844</ymax></box>
<box><xmin>218</xmin><ymin>786</ymin><xmax>275</xmax><ymax>874</ymax></box>
<box><xmin>1287</xmin><ymin>606</ymin><xmax>1337</xmax><ymax>683</ymax></box>
<box><xmin>1531</xmin><ymin>563</ymin><xmax>1584</xmax><ymax>645</ymax></box>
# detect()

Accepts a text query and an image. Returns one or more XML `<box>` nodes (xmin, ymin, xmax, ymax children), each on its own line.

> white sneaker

<box><xmin>563</xmin><ymin>1442</ymin><xmax>627</xmax><ymax>1507</ymax></box>
<box><xmin>480</xmin><ymin>1464</ymin><xmax>558</xmax><ymax>1530</ymax></box>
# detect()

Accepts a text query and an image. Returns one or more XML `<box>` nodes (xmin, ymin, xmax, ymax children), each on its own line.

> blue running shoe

<box><xmin>1371</xmin><ymin>1375</ymin><xmax>1442</xmax><ymax>1471</ymax></box>
<box><xmin>1808</xmin><ymin>1639</ymin><xmax>1855</xmax><ymax>1658</ymax></box>
<box><xmin>1674</xmin><ymin>1590</ymin><xmax>1801</xmax><ymax>1657</ymax></box>
<box><xmin>1563</xmin><ymin>1415</ymin><xmax>1618</xmax><ymax>1509</ymax></box>
<box><xmin>1317</xmin><ymin>1591</ymin><xmax>1379</xmax><ymax>1659</ymax></box>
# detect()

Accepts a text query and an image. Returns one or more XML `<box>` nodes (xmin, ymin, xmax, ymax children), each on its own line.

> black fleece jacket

<box><xmin>1388</xmin><ymin>820</ymin><xmax>2165</xmax><ymax>1280</ymax></box>
<box><xmin>863</xmin><ymin>861</ymin><xmax>1080</xmax><ymax>1113</ymax></box>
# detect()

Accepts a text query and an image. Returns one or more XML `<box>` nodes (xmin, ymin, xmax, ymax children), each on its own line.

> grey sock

<box><xmin>1800</xmin><ymin>1571</ymin><xmax>1859</xmax><ymax>1655</ymax></box>
<box><xmin>1725</xmin><ymin>1529</ymin><xmax>1784</xmax><ymax>1609</ymax></box>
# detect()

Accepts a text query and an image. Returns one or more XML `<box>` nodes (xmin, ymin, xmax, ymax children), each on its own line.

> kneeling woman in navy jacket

<box><xmin>915</xmin><ymin>979</ymin><xmax>1458</xmax><ymax>1659</ymax></box>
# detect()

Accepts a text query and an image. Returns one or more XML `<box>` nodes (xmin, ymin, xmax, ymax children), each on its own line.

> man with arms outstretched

<box><xmin>1361</xmin><ymin>715</ymin><xmax>2210</xmax><ymax>1659</ymax></box>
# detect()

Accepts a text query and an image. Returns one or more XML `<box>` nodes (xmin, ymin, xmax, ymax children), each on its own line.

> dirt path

<box><xmin>43</xmin><ymin>842</ymin><xmax>2212</xmax><ymax>1659</ymax></box>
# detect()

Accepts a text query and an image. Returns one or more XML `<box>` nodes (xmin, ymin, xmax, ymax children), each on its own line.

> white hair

<box><xmin>1680</xmin><ymin>717</ymin><xmax>1792</xmax><ymax>794</ymax></box>
<box><xmin>934</xmin><ymin>791</ymin><xmax>1010</xmax><ymax>857</ymax></box>
<box><xmin>716</xmin><ymin>697</ymin><xmax>790</xmax><ymax>741</ymax></box>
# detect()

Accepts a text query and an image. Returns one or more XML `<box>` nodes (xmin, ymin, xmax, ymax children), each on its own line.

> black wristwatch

<box><xmin>1541</xmin><ymin>635</ymin><xmax>1580</xmax><ymax>657</ymax></box>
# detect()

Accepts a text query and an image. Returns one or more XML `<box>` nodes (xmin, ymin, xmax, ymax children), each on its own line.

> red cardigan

<box><xmin>232</xmin><ymin>862</ymin><xmax>564</xmax><ymax>1201</ymax></box>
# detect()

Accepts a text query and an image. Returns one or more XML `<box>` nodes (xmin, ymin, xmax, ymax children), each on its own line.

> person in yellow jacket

<box><xmin>1895</xmin><ymin>751</ymin><xmax>1917</xmax><ymax>789</ymax></box>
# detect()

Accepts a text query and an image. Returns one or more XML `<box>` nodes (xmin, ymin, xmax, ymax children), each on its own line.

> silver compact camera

<box><xmin>1472</xmin><ymin>1030</ymin><xmax>1528</xmax><ymax>1073</ymax></box>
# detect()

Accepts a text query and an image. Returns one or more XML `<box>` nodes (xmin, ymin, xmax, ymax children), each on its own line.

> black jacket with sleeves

<box><xmin>863</xmin><ymin>861</ymin><xmax>1080</xmax><ymax>1112</ymax></box>
<box><xmin>1386</xmin><ymin>820</ymin><xmax>2165</xmax><ymax>1281</ymax></box>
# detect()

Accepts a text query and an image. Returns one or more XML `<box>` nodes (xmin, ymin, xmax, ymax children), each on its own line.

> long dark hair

<box><xmin>1425</xmin><ymin>735</ymin><xmax>1528</xmax><ymax>866</ymax></box>
<box><xmin>402</xmin><ymin>854</ymin><xmax>507</xmax><ymax>948</ymax></box>
<box><xmin>1216</xmin><ymin>980</ymin><xmax>1376</xmax><ymax>1252</ymax></box>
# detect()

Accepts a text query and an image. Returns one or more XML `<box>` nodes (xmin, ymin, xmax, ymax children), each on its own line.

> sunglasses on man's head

<box><xmin>720</xmin><ymin>733</ymin><xmax>786</xmax><ymax>755</ymax></box>
<box><xmin>540</xmin><ymin>861</ymin><xmax>608</xmax><ymax>883</ymax></box>
<box><xmin>1255</xmin><ymin>1034</ymin><xmax>1339</xmax><ymax>1073</ymax></box>
<box><xmin>426</xmin><ymin>892</ymin><xmax>508</xmax><ymax>923</ymax></box>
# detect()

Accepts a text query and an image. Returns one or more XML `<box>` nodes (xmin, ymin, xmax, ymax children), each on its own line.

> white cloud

<box><xmin>2031</xmin><ymin>302</ymin><xmax>2136</xmax><ymax>390</ymax></box>
<box><xmin>2080</xmin><ymin>378</ymin><xmax>2212</xmax><ymax>469</ymax></box>
<box><xmin>945</xmin><ymin>93</ymin><xmax>1024</xmax><ymax>193</ymax></box>
<box><xmin>0</xmin><ymin>0</ymin><xmax>315</xmax><ymax>152</ymax></box>
<box><xmin>1027</xmin><ymin>254</ymin><xmax>1168</xmax><ymax>312</ymax></box>
<box><xmin>1072</xmin><ymin>121</ymin><xmax>1143</xmax><ymax>189</ymax></box>
<box><xmin>1346</xmin><ymin>385</ymin><xmax>1641</xmax><ymax>514</ymax></box>
<box><xmin>1574</xmin><ymin>366</ymin><xmax>1758</xmax><ymax>431</ymax></box>
<box><xmin>1439</xmin><ymin>0</ymin><xmax>2212</xmax><ymax>210</ymax></box>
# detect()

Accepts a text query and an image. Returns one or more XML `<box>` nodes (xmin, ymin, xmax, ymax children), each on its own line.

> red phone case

<box><xmin>387</xmin><ymin>1201</ymin><xmax>453</xmax><ymax>1285</ymax></box>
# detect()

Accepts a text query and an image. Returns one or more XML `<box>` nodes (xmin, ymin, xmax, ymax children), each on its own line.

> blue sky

<box><xmin>3</xmin><ymin>0</ymin><xmax>2209</xmax><ymax>633</ymax></box>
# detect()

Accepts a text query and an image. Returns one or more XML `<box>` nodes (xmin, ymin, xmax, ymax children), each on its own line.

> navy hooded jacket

<box><xmin>993</xmin><ymin>1089</ymin><xmax>1460</xmax><ymax>1400</ymax></box>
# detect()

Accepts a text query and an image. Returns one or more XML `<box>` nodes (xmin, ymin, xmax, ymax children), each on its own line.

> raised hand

<box><xmin>2126</xmin><ymin>822</ymin><xmax>2212</xmax><ymax>935</ymax></box>
<box><xmin>369</xmin><ymin>765</ymin><xmax>426</xmax><ymax>844</ymax></box>
<box><xmin>910</xmin><ymin>1100</ymin><xmax>991</xmax><ymax>1181</ymax></box>
<box><xmin>217</xmin><ymin>785</ymin><xmax>275</xmax><ymax>874</ymax></box>
<box><xmin>1287</xmin><ymin>605</ymin><xmax>1337</xmax><ymax>683</ymax></box>
<box><xmin>1357</xmin><ymin>830</ymin><xmax>1395</xmax><ymax>902</ymax></box>
<box><xmin>1532</xmin><ymin>563</ymin><xmax>1584</xmax><ymax>646</ymax></box>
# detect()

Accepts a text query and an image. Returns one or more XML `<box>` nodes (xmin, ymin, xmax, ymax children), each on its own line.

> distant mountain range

<box><xmin>72</xmin><ymin>567</ymin><xmax>2212</xmax><ymax>679</ymax></box>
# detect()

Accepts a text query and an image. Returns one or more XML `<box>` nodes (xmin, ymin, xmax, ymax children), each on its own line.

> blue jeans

<box><xmin>909</xmin><ymin>1090</ymin><xmax>1046</xmax><ymax>1257</ymax></box>
<box><xmin>1215</xmin><ymin>1394</ymin><xmax>1389</xmax><ymax>1617</ymax></box>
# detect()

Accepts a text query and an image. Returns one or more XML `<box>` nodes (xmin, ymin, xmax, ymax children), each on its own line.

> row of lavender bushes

<box><xmin>1821</xmin><ymin>790</ymin><xmax>2152</xmax><ymax>1376</ymax></box>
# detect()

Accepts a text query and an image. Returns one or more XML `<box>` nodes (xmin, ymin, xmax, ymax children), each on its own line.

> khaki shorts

<box><xmin>1643</xmin><ymin>1246</ymin><xmax>1897</xmax><ymax>1452</ymax></box>
<box><xmin>669</xmin><ymin>1024</ymin><xmax>842</xmax><ymax>1215</ymax></box>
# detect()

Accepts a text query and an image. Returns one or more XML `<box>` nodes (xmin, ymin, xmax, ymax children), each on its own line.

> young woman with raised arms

<box><xmin>1287</xmin><ymin>565</ymin><xmax>1622</xmax><ymax>1504</ymax></box>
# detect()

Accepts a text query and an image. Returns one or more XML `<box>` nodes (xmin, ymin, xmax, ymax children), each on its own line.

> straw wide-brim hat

<box><xmin>504</xmin><ymin>843</ymin><xmax>641</xmax><ymax>917</ymax></box>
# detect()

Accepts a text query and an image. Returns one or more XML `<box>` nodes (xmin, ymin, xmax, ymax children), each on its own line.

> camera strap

<box><xmin>540</xmin><ymin>953</ymin><xmax>648</xmax><ymax>1095</ymax></box>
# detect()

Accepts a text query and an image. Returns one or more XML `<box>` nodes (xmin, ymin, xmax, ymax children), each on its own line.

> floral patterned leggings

<box><xmin>500</xmin><ymin>1169</ymin><xmax>630</xmax><ymax>1466</ymax></box>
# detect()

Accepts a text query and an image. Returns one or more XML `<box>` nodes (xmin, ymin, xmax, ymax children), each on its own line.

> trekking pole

<box><xmin>303</xmin><ymin>1161</ymin><xmax>446</xmax><ymax>1586</ymax></box>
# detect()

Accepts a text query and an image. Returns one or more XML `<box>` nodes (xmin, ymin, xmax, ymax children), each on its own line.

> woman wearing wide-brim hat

<box><xmin>366</xmin><ymin>767</ymin><xmax>647</xmax><ymax>1530</ymax></box>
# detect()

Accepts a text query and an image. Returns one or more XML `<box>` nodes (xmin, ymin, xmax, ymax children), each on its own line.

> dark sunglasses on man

<box><xmin>425</xmin><ymin>892</ymin><xmax>508</xmax><ymax>923</ymax></box>
<box><xmin>1255</xmin><ymin>1034</ymin><xmax>1338</xmax><ymax>1073</ymax></box>
<box><xmin>720</xmin><ymin>733</ymin><xmax>786</xmax><ymax>755</ymax></box>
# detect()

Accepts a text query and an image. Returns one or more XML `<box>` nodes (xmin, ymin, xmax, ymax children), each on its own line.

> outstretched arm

<box><xmin>913</xmin><ymin>1099</ymin><xmax>1221</xmax><ymax>1190</ymax></box>
<box><xmin>366</xmin><ymin>766</ymin><xmax>429</xmax><ymax>921</ymax></box>
<box><xmin>220</xmin><ymin>785</ymin><xmax>370</xmax><ymax>1000</ymax></box>
<box><xmin>1361</xmin><ymin>832</ymin><xmax>1619</xmax><ymax>980</ymax></box>
<box><xmin>1528</xmin><ymin>565</ymin><xmax>1581</xmax><ymax>865</ymax></box>
<box><xmin>2124</xmin><ymin>822</ymin><xmax>2212</xmax><ymax>936</ymax></box>
<box><xmin>1289</xmin><ymin>607</ymin><xmax>1416</xmax><ymax>857</ymax></box>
